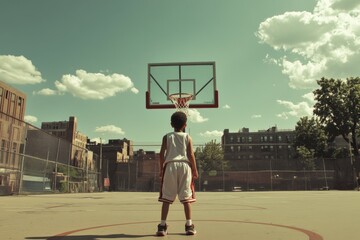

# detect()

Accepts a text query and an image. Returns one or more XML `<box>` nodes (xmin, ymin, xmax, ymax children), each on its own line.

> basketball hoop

<box><xmin>169</xmin><ymin>93</ymin><xmax>193</xmax><ymax>115</ymax></box>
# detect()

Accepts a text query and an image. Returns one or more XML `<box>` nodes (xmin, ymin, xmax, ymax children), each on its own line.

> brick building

<box><xmin>87</xmin><ymin>138</ymin><xmax>133</xmax><ymax>191</ymax></box>
<box><xmin>41</xmin><ymin>116</ymin><xmax>88</xmax><ymax>167</ymax></box>
<box><xmin>222</xmin><ymin>126</ymin><xmax>296</xmax><ymax>171</ymax></box>
<box><xmin>0</xmin><ymin>81</ymin><xmax>27</xmax><ymax>194</ymax></box>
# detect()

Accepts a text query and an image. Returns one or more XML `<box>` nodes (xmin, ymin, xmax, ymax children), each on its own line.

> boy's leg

<box><xmin>183</xmin><ymin>202</ymin><xmax>196</xmax><ymax>235</ymax></box>
<box><xmin>161</xmin><ymin>202</ymin><xmax>170</xmax><ymax>222</ymax></box>
<box><xmin>157</xmin><ymin>202</ymin><xmax>170</xmax><ymax>236</ymax></box>
<box><xmin>183</xmin><ymin>202</ymin><xmax>191</xmax><ymax>220</ymax></box>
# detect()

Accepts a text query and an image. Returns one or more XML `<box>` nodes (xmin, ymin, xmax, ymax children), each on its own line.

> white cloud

<box><xmin>89</xmin><ymin>137</ymin><xmax>106</xmax><ymax>144</ymax></box>
<box><xmin>257</xmin><ymin>0</ymin><xmax>360</xmax><ymax>89</ymax></box>
<box><xmin>24</xmin><ymin>115</ymin><xmax>38</xmax><ymax>124</ymax></box>
<box><xmin>302</xmin><ymin>92</ymin><xmax>315</xmax><ymax>103</ymax></box>
<box><xmin>33</xmin><ymin>88</ymin><xmax>57</xmax><ymax>96</ymax></box>
<box><xmin>276</xmin><ymin>100</ymin><xmax>313</xmax><ymax>119</ymax></box>
<box><xmin>95</xmin><ymin>125</ymin><xmax>125</xmax><ymax>135</ymax></box>
<box><xmin>131</xmin><ymin>87</ymin><xmax>139</xmax><ymax>94</ymax></box>
<box><xmin>251</xmin><ymin>114</ymin><xmax>262</xmax><ymax>119</ymax></box>
<box><xmin>222</xmin><ymin>104</ymin><xmax>231</xmax><ymax>109</ymax></box>
<box><xmin>0</xmin><ymin>55</ymin><xmax>44</xmax><ymax>85</ymax></box>
<box><xmin>200</xmin><ymin>130</ymin><xmax>223</xmax><ymax>138</ymax></box>
<box><xmin>187</xmin><ymin>109</ymin><xmax>209</xmax><ymax>123</ymax></box>
<box><xmin>54</xmin><ymin>69</ymin><xmax>137</xmax><ymax>100</ymax></box>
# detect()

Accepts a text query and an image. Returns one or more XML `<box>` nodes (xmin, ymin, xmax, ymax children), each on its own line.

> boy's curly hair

<box><xmin>171</xmin><ymin>111</ymin><xmax>187</xmax><ymax>130</ymax></box>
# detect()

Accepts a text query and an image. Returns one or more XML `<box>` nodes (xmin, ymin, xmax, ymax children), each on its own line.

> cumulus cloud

<box><xmin>33</xmin><ymin>88</ymin><xmax>58</xmax><ymax>96</ymax></box>
<box><xmin>95</xmin><ymin>125</ymin><xmax>125</xmax><ymax>135</ymax></box>
<box><xmin>276</xmin><ymin>100</ymin><xmax>313</xmax><ymax>119</ymax></box>
<box><xmin>222</xmin><ymin>104</ymin><xmax>231</xmax><ymax>109</ymax></box>
<box><xmin>257</xmin><ymin>0</ymin><xmax>360</xmax><ymax>89</ymax></box>
<box><xmin>200</xmin><ymin>130</ymin><xmax>223</xmax><ymax>138</ymax></box>
<box><xmin>24</xmin><ymin>115</ymin><xmax>38</xmax><ymax>124</ymax></box>
<box><xmin>53</xmin><ymin>69</ymin><xmax>138</xmax><ymax>100</ymax></box>
<box><xmin>187</xmin><ymin>109</ymin><xmax>209</xmax><ymax>123</ymax></box>
<box><xmin>251</xmin><ymin>114</ymin><xmax>262</xmax><ymax>119</ymax></box>
<box><xmin>89</xmin><ymin>137</ymin><xmax>106</xmax><ymax>144</ymax></box>
<box><xmin>0</xmin><ymin>55</ymin><xmax>44</xmax><ymax>85</ymax></box>
<box><xmin>302</xmin><ymin>92</ymin><xmax>315</xmax><ymax>103</ymax></box>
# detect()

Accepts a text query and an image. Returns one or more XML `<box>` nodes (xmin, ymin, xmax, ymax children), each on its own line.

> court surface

<box><xmin>0</xmin><ymin>191</ymin><xmax>358</xmax><ymax>240</ymax></box>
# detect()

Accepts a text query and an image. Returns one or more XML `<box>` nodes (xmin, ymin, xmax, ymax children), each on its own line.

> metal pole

<box><xmin>18</xmin><ymin>124</ymin><xmax>28</xmax><ymax>194</ymax></box>
<box><xmin>270</xmin><ymin>158</ymin><xmax>273</xmax><ymax>191</ymax></box>
<box><xmin>348</xmin><ymin>133</ymin><xmax>357</xmax><ymax>189</ymax></box>
<box><xmin>322</xmin><ymin>158</ymin><xmax>328</xmax><ymax>189</ymax></box>
<box><xmin>222</xmin><ymin>160</ymin><xmax>225</xmax><ymax>191</ymax></box>
<box><xmin>54</xmin><ymin>138</ymin><xmax>60</xmax><ymax>192</ymax></box>
<box><xmin>99</xmin><ymin>139</ymin><xmax>103</xmax><ymax>191</ymax></box>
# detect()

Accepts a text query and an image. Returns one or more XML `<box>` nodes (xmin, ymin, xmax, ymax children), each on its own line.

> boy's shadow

<box><xmin>26</xmin><ymin>233</ymin><xmax>189</xmax><ymax>239</ymax></box>
<box><xmin>26</xmin><ymin>233</ymin><xmax>155</xmax><ymax>239</ymax></box>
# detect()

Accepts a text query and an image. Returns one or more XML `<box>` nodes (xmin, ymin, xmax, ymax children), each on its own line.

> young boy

<box><xmin>156</xmin><ymin>111</ymin><xmax>199</xmax><ymax>236</ymax></box>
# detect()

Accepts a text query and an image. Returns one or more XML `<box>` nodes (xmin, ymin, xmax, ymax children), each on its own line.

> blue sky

<box><xmin>1</xmin><ymin>0</ymin><xmax>360</xmax><ymax>148</ymax></box>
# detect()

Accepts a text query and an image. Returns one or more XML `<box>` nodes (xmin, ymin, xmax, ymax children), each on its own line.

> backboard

<box><xmin>146</xmin><ymin>61</ymin><xmax>218</xmax><ymax>109</ymax></box>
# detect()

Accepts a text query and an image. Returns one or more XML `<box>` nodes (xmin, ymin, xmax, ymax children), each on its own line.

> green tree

<box><xmin>296</xmin><ymin>146</ymin><xmax>316</xmax><ymax>170</ymax></box>
<box><xmin>195</xmin><ymin>140</ymin><xmax>227</xmax><ymax>176</ymax></box>
<box><xmin>313</xmin><ymin>77</ymin><xmax>360</xmax><ymax>172</ymax></box>
<box><xmin>293</xmin><ymin>116</ymin><xmax>327</xmax><ymax>158</ymax></box>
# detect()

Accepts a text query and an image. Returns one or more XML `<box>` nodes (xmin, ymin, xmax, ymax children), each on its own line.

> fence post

<box><xmin>18</xmin><ymin>124</ymin><xmax>28</xmax><ymax>195</ymax></box>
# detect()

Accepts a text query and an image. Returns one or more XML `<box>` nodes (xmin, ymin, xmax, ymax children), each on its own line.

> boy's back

<box><xmin>164</xmin><ymin>132</ymin><xmax>190</xmax><ymax>163</ymax></box>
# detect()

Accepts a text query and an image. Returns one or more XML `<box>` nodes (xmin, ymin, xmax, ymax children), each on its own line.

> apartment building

<box><xmin>222</xmin><ymin>126</ymin><xmax>296</xmax><ymax>171</ymax></box>
<box><xmin>87</xmin><ymin>138</ymin><xmax>134</xmax><ymax>191</ymax></box>
<box><xmin>0</xmin><ymin>81</ymin><xmax>27</xmax><ymax>194</ymax></box>
<box><xmin>41</xmin><ymin>116</ymin><xmax>88</xmax><ymax>167</ymax></box>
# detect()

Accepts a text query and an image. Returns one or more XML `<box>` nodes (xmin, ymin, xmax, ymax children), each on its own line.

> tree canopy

<box><xmin>293</xmin><ymin>116</ymin><xmax>327</xmax><ymax>158</ymax></box>
<box><xmin>313</xmin><ymin>77</ymin><xmax>360</xmax><ymax>172</ymax></box>
<box><xmin>195</xmin><ymin>140</ymin><xmax>227</xmax><ymax>176</ymax></box>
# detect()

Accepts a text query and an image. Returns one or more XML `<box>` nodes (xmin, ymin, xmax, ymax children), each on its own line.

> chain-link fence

<box><xmin>1</xmin><ymin>111</ymin><xmax>356</xmax><ymax>195</ymax></box>
<box><xmin>0</xmin><ymin>112</ymin><xmax>100</xmax><ymax>195</ymax></box>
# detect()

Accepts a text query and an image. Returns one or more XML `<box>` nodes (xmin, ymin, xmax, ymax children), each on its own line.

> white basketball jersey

<box><xmin>165</xmin><ymin>132</ymin><xmax>189</xmax><ymax>163</ymax></box>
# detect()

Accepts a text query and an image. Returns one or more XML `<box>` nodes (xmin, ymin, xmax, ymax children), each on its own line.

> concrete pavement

<box><xmin>0</xmin><ymin>191</ymin><xmax>358</xmax><ymax>239</ymax></box>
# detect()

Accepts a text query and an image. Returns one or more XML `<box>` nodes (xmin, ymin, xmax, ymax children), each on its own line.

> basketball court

<box><xmin>1</xmin><ymin>62</ymin><xmax>357</xmax><ymax>240</ymax></box>
<box><xmin>0</xmin><ymin>191</ymin><xmax>358</xmax><ymax>239</ymax></box>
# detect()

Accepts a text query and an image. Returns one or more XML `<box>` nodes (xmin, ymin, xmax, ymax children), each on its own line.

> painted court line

<box><xmin>50</xmin><ymin>220</ymin><xmax>323</xmax><ymax>240</ymax></box>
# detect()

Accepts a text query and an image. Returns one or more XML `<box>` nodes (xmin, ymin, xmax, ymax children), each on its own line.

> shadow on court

<box><xmin>26</xmin><ymin>233</ymin><xmax>156</xmax><ymax>240</ymax></box>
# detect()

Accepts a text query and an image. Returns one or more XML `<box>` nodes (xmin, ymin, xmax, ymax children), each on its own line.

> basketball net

<box><xmin>169</xmin><ymin>93</ymin><xmax>193</xmax><ymax>116</ymax></box>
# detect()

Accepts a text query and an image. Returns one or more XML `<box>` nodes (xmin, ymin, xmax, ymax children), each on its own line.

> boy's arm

<box><xmin>159</xmin><ymin>135</ymin><xmax>167</xmax><ymax>178</ymax></box>
<box><xmin>187</xmin><ymin>136</ymin><xmax>198</xmax><ymax>179</ymax></box>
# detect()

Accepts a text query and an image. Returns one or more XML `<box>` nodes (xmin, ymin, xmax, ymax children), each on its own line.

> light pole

<box><xmin>348</xmin><ymin>133</ymin><xmax>357</xmax><ymax>189</ymax></box>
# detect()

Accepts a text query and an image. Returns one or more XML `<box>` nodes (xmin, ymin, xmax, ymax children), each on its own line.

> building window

<box><xmin>269</xmin><ymin>136</ymin><xmax>273</xmax><ymax>142</ymax></box>
<box><xmin>248</xmin><ymin>136</ymin><xmax>252</xmax><ymax>142</ymax></box>
<box><xmin>11</xmin><ymin>142</ymin><xmax>17</xmax><ymax>165</ymax></box>
<box><xmin>278</xmin><ymin>135</ymin><xmax>282</xmax><ymax>141</ymax></box>
<box><xmin>237</xmin><ymin>137</ymin><xmax>240</xmax><ymax>142</ymax></box>
<box><xmin>249</xmin><ymin>155</ymin><xmax>253</xmax><ymax>159</ymax></box>
<box><xmin>1</xmin><ymin>140</ymin><xmax>8</xmax><ymax>164</ymax></box>
<box><xmin>237</xmin><ymin>146</ymin><xmax>241</xmax><ymax>152</ymax></box>
<box><xmin>230</xmin><ymin>146</ymin><xmax>234</xmax><ymax>152</ymax></box>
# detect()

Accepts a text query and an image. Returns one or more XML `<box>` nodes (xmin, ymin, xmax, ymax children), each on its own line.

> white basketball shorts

<box><xmin>158</xmin><ymin>161</ymin><xmax>196</xmax><ymax>204</ymax></box>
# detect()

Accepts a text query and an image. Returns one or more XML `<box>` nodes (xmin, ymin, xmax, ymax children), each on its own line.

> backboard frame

<box><xmin>146</xmin><ymin>61</ymin><xmax>218</xmax><ymax>109</ymax></box>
